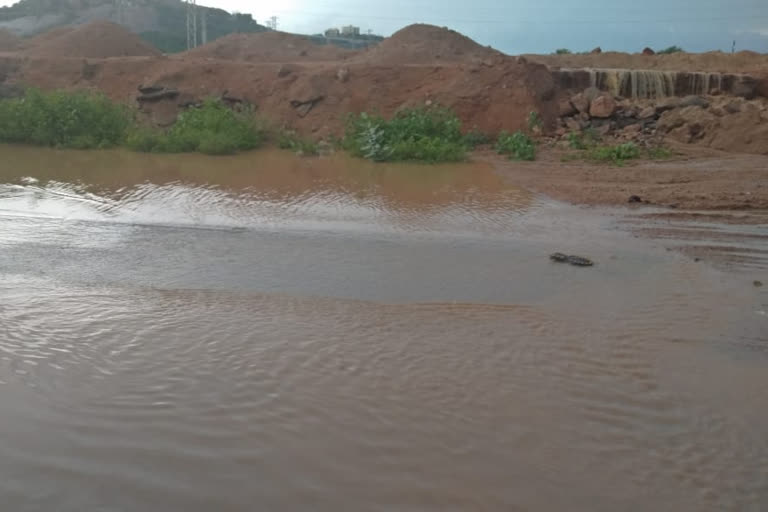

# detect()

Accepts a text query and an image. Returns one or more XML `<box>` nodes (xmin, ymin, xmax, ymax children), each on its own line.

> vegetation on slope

<box><xmin>343</xmin><ymin>107</ymin><xmax>468</xmax><ymax>163</ymax></box>
<box><xmin>0</xmin><ymin>90</ymin><xmax>264</xmax><ymax>155</ymax></box>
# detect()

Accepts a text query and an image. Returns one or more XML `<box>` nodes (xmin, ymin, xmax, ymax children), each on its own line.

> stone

<box><xmin>595</xmin><ymin>123</ymin><xmax>613</xmax><ymax>137</ymax></box>
<box><xmin>591</xmin><ymin>47</ymin><xmax>602</xmax><ymax>54</ymax></box>
<box><xmin>583</xmin><ymin>86</ymin><xmax>602</xmax><ymax>103</ymax></box>
<box><xmin>723</xmin><ymin>99</ymin><xmax>745</xmax><ymax>114</ymax></box>
<box><xmin>628</xmin><ymin>195</ymin><xmax>643</xmax><ymax>203</ymax></box>
<box><xmin>642</xmin><ymin>47</ymin><xmax>655</xmax><ymax>56</ymax></box>
<box><xmin>755</xmin><ymin>281</ymin><xmax>764</xmax><ymax>287</ymax></box>
<box><xmin>656</xmin><ymin>97</ymin><xmax>682</xmax><ymax>112</ymax></box>
<box><xmin>559</xmin><ymin>97</ymin><xmax>577</xmax><ymax>117</ymax></box>
<box><xmin>277</xmin><ymin>65</ymin><xmax>293</xmax><ymax>78</ymax></box>
<box><xmin>679</xmin><ymin>95</ymin><xmax>709</xmax><ymax>109</ymax></box>
<box><xmin>621</xmin><ymin>124</ymin><xmax>642</xmax><ymax>136</ymax></box>
<box><xmin>336</xmin><ymin>67</ymin><xmax>350</xmax><ymax>83</ymax></box>
<box><xmin>555</xmin><ymin>127</ymin><xmax>567</xmax><ymax>137</ymax></box>
<box><xmin>565</xmin><ymin>118</ymin><xmax>581</xmax><ymax>132</ymax></box>
<box><xmin>570</xmin><ymin>93</ymin><xmax>590</xmax><ymax>114</ymax></box>
<box><xmin>589</xmin><ymin>95</ymin><xmax>617</xmax><ymax>118</ymax></box>
<box><xmin>638</xmin><ymin>106</ymin><xmax>657</xmax><ymax>119</ymax></box>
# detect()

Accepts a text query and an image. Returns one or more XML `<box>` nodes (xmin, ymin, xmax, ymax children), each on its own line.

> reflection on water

<box><xmin>0</xmin><ymin>145</ymin><xmax>767</xmax><ymax>512</ymax></box>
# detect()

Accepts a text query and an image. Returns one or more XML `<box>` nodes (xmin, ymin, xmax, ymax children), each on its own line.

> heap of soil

<box><xmin>353</xmin><ymin>24</ymin><xmax>504</xmax><ymax>65</ymax></box>
<box><xmin>0</xmin><ymin>29</ymin><xmax>21</xmax><ymax>52</ymax></box>
<box><xmin>182</xmin><ymin>32</ymin><xmax>353</xmax><ymax>62</ymax></box>
<box><xmin>24</xmin><ymin>21</ymin><xmax>160</xmax><ymax>59</ymax></box>
<box><xmin>526</xmin><ymin>50</ymin><xmax>768</xmax><ymax>74</ymax></box>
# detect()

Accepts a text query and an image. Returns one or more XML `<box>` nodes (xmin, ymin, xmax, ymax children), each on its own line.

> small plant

<box><xmin>495</xmin><ymin>131</ymin><xmax>536</xmax><ymax>161</ymax></box>
<box><xmin>646</xmin><ymin>146</ymin><xmax>674</xmax><ymax>159</ymax></box>
<box><xmin>463</xmin><ymin>128</ymin><xmax>491</xmax><ymax>148</ymax></box>
<box><xmin>554</xmin><ymin>48</ymin><xmax>572</xmax><ymax>55</ymax></box>
<box><xmin>657</xmin><ymin>45</ymin><xmax>684</xmax><ymax>54</ymax></box>
<box><xmin>343</xmin><ymin>106</ymin><xmax>467</xmax><ymax>163</ymax></box>
<box><xmin>567</xmin><ymin>131</ymin><xmax>587</xmax><ymax>150</ymax></box>
<box><xmin>527</xmin><ymin>111</ymin><xmax>543</xmax><ymax>133</ymax></box>
<box><xmin>278</xmin><ymin>130</ymin><xmax>320</xmax><ymax>156</ymax></box>
<box><xmin>587</xmin><ymin>142</ymin><xmax>641</xmax><ymax>165</ymax></box>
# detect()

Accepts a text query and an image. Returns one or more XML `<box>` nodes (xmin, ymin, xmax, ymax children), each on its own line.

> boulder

<box><xmin>564</xmin><ymin>118</ymin><xmax>581</xmax><ymax>132</ymax></box>
<box><xmin>559</xmin><ymin>97</ymin><xmax>577</xmax><ymax>117</ymax></box>
<box><xmin>591</xmin><ymin>47</ymin><xmax>602</xmax><ymax>54</ymax></box>
<box><xmin>638</xmin><ymin>106</ymin><xmax>657</xmax><ymax>119</ymax></box>
<box><xmin>583</xmin><ymin>86</ymin><xmax>602</xmax><ymax>102</ymax></box>
<box><xmin>679</xmin><ymin>95</ymin><xmax>709</xmax><ymax>109</ymax></box>
<box><xmin>589</xmin><ymin>95</ymin><xmax>617</xmax><ymax>118</ymax></box>
<box><xmin>642</xmin><ymin>47</ymin><xmax>655</xmax><ymax>56</ymax></box>
<box><xmin>570</xmin><ymin>92</ymin><xmax>590</xmax><ymax>114</ymax></box>
<box><xmin>656</xmin><ymin>97</ymin><xmax>682</xmax><ymax>112</ymax></box>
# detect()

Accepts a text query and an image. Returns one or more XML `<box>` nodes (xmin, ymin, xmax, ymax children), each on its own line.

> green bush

<box><xmin>0</xmin><ymin>89</ymin><xmax>130</xmax><ymax>148</ymax></box>
<box><xmin>657</xmin><ymin>46</ymin><xmax>684</xmax><ymax>54</ymax></box>
<box><xmin>495</xmin><ymin>131</ymin><xmax>536</xmax><ymax>161</ymax></box>
<box><xmin>555</xmin><ymin>48</ymin><xmax>572</xmax><ymax>55</ymax></box>
<box><xmin>343</xmin><ymin>106</ymin><xmax>467</xmax><ymax>163</ymax></box>
<box><xmin>278</xmin><ymin>130</ymin><xmax>320</xmax><ymax>156</ymax></box>
<box><xmin>587</xmin><ymin>143</ymin><xmax>641</xmax><ymax>165</ymax></box>
<box><xmin>126</xmin><ymin>100</ymin><xmax>264</xmax><ymax>155</ymax></box>
<box><xmin>463</xmin><ymin>128</ymin><xmax>491</xmax><ymax>148</ymax></box>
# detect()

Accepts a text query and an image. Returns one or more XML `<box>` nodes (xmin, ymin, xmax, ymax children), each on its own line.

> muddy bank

<box><xmin>487</xmin><ymin>144</ymin><xmax>768</xmax><ymax>211</ymax></box>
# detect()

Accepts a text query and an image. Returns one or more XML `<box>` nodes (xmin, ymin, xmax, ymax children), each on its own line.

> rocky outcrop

<box><xmin>556</xmin><ymin>90</ymin><xmax>768</xmax><ymax>155</ymax></box>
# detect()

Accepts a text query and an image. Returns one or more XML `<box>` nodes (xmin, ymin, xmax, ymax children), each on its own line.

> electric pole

<box><xmin>186</xmin><ymin>0</ymin><xmax>198</xmax><ymax>50</ymax></box>
<box><xmin>268</xmin><ymin>16</ymin><xmax>279</xmax><ymax>30</ymax></box>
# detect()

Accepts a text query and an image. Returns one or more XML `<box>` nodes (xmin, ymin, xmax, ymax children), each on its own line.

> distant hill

<box><xmin>0</xmin><ymin>0</ymin><xmax>268</xmax><ymax>53</ymax></box>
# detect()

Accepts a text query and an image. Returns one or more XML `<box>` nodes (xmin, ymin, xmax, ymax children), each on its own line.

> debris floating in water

<box><xmin>549</xmin><ymin>253</ymin><xmax>595</xmax><ymax>267</ymax></box>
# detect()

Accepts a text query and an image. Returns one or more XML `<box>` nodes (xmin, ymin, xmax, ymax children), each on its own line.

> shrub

<box><xmin>587</xmin><ymin>142</ymin><xmax>641</xmax><ymax>165</ymax></box>
<box><xmin>463</xmin><ymin>128</ymin><xmax>491</xmax><ymax>148</ymax></box>
<box><xmin>126</xmin><ymin>100</ymin><xmax>265</xmax><ymax>155</ymax></box>
<box><xmin>527</xmin><ymin>111</ymin><xmax>543</xmax><ymax>132</ymax></box>
<box><xmin>0</xmin><ymin>89</ymin><xmax>130</xmax><ymax>148</ymax></box>
<box><xmin>160</xmin><ymin>99</ymin><xmax>264</xmax><ymax>154</ymax></box>
<box><xmin>657</xmin><ymin>46</ymin><xmax>684</xmax><ymax>54</ymax></box>
<box><xmin>278</xmin><ymin>130</ymin><xmax>320</xmax><ymax>156</ymax></box>
<box><xmin>495</xmin><ymin>131</ymin><xmax>536</xmax><ymax>161</ymax></box>
<box><xmin>343</xmin><ymin>106</ymin><xmax>467</xmax><ymax>163</ymax></box>
<box><xmin>555</xmin><ymin>48</ymin><xmax>572</xmax><ymax>55</ymax></box>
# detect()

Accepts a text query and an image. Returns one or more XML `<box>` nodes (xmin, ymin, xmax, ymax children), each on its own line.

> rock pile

<box><xmin>556</xmin><ymin>88</ymin><xmax>768</xmax><ymax>154</ymax></box>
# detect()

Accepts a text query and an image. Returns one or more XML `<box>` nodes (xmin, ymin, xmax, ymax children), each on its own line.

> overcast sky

<box><xmin>2</xmin><ymin>0</ymin><xmax>767</xmax><ymax>53</ymax></box>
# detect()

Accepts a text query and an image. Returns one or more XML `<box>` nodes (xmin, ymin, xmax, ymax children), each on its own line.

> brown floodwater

<box><xmin>0</xmin><ymin>145</ymin><xmax>766</xmax><ymax>512</ymax></box>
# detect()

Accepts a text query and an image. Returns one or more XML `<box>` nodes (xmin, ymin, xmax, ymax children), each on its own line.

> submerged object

<box><xmin>550</xmin><ymin>253</ymin><xmax>595</xmax><ymax>267</ymax></box>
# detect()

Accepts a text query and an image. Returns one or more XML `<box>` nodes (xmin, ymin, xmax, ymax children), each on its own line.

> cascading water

<box><xmin>575</xmin><ymin>68</ymin><xmax>733</xmax><ymax>99</ymax></box>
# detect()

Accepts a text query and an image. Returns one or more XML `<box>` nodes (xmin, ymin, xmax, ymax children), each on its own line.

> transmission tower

<box><xmin>267</xmin><ymin>16</ymin><xmax>279</xmax><ymax>30</ymax></box>
<box><xmin>186</xmin><ymin>0</ymin><xmax>198</xmax><ymax>50</ymax></box>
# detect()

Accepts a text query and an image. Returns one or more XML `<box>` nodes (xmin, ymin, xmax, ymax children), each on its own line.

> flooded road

<box><xmin>1</xmin><ymin>146</ymin><xmax>767</xmax><ymax>511</ymax></box>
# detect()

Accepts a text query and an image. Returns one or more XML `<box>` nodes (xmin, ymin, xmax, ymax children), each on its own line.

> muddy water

<box><xmin>0</xmin><ymin>145</ymin><xmax>766</xmax><ymax>512</ymax></box>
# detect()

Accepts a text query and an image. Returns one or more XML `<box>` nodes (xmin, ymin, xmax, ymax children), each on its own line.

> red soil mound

<box><xmin>353</xmin><ymin>24</ymin><xmax>503</xmax><ymax>65</ymax></box>
<box><xmin>182</xmin><ymin>32</ymin><xmax>353</xmax><ymax>62</ymax></box>
<box><xmin>0</xmin><ymin>29</ymin><xmax>21</xmax><ymax>52</ymax></box>
<box><xmin>24</xmin><ymin>21</ymin><xmax>160</xmax><ymax>58</ymax></box>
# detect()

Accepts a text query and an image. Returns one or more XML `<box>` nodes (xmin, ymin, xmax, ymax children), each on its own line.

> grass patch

<box><xmin>343</xmin><ymin>106</ymin><xmax>467</xmax><ymax>163</ymax></box>
<box><xmin>0</xmin><ymin>89</ymin><xmax>130</xmax><ymax>149</ymax></box>
<box><xmin>586</xmin><ymin>143</ymin><xmax>641</xmax><ymax>165</ymax></box>
<box><xmin>495</xmin><ymin>131</ymin><xmax>536</xmax><ymax>161</ymax></box>
<box><xmin>554</xmin><ymin>48</ymin><xmax>572</xmax><ymax>55</ymax></box>
<box><xmin>125</xmin><ymin>99</ymin><xmax>265</xmax><ymax>155</ymax></box>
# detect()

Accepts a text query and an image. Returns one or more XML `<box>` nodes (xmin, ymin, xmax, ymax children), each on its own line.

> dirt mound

<box><xmin>526</xmin><ymin>50</ymin><xmax>768</xmax><ymax>74</ymax></box>
<box><xmin>24</xmin><ymin>21</ymin><xmax>160</xmax><ymax>59</ymax></box>
<box><xmin>353</xmin><ymin>24</ymin><xmax>503</xmax><ymax>65</ymax></box>
<box><xmin>0</xmin><ymin>29</ymin><xmax>21</xmax><ymax>52</ymax></box>
<box><xmin>182</xmin><ymin>32</ymin><xmax>353</xmax><ymax>62</ymax></box>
